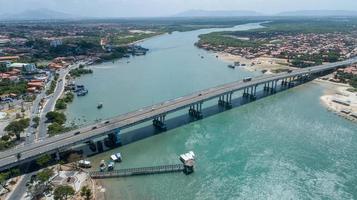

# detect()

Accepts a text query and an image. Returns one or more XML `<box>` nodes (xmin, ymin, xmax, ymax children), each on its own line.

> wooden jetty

<box><xmin>89</xmin><ymin>164</ymin><xmax>185</xmax><ymax>179</ymax></box>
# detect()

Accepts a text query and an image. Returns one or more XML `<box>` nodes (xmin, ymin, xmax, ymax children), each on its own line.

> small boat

<box><xmin>116</xmin><ymin>153</ymin><xmax>122</xmax><ymax>162</ymax></box>
<box><xmin>99</xmin><ymin>160</ymin><xmax>106</xmax><ymax>172</ymax></box>
<box><xmin>108</xmin><ymin>162</ymin><xmax>115</xmax><ymax>171</ymax></box>
<box><xmin>228</xmin><ymin>65</ymin><xmax>235</xmax><ymax>69</ymax></box>
<box><xmin>97</xmin><ymin>103</ymin><xmax>103</xmax><ymax>109</ymax></box>
<box><xmin>110</xmin><ymin>154</ymin><xmax>118</xmax><ymax>162</ymax></box>
<box><xmin>110</xmin><ymin>153</ymin><xmax>122</xmax><ymax>162</ymax></box>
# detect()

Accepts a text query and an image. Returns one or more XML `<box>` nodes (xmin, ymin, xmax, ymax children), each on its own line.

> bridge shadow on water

<box><xmin>93</xmin><ymin>81</ymin><xmax>303</xmax><ymax>154</ymax></box>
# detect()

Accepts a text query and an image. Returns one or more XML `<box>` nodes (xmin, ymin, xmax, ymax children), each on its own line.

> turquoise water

<box><xmin>66</xmin><ymin>23</ymin><xmax>357</xmax><ymax>199</ymax></box>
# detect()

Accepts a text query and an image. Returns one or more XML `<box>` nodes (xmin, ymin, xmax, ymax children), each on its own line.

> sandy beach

<box><xmin>216</xmin><ymin>52</ymin><xmax>296</xmax><ymax>74</ymax></box>
<box><xmin>316</xmin><ymin>79</ymin><xmax>357</xmax><ymax>121</ymax></box>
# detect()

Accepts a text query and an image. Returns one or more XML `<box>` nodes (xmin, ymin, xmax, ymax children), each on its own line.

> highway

<box><xmin>0</xmin><ymin>58</ymin><xmax>356</xmax><ymax>170</ymax></box>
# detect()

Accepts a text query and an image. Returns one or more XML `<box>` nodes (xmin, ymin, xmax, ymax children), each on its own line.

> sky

<box><xmin>1</xmin><ymin>0</ymin><xmax>357</xmax><ymax>17</ymax></box>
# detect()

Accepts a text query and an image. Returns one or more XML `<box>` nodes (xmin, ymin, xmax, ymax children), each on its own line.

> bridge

<box><xmin>0</xmin><ymin>58</ymin><xmax>356</xmax><ymax>171</ymax></box>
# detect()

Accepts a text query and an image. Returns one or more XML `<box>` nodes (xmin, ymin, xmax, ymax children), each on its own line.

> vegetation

<box><xmin>48</xmin><ymin>122</ymin><xmax>67</xmax><ymax>135</ymax></box>
<box><xmin>54</xmin><ymin>185</ymin><xmax>75</xmax><ymax>200</ymax></box>
<box><xmin>46</xmin><ymin>79</ymin><xmax>57</xmax><ymax>95</ymax></box>
<box><xmin>55</xmin><ymin>99</ymin><xmax>67</xmax><ymax>110</ymax></box>
<box><xmin>36</xmin><ymin>168</ymin><xmax>54</xmax><ymax>183</ymax></box>
<box><xmin>28</xmin><ymin>168</ymin><xmax>54</xmax><ymax>199</ymax></box>
<box><xmin>36</xmin><ymin>154</ymin><xmax>52</xmax><ymax>167</ymax></box>
<box><xmin>33</xmin><ymin>116</ymin><xmax>40</xmax><ymax>128</ymax></box>
<box><xmin>80</xmin><ymin>186</ymin><xmax>93</xmax><ymax>200</ymax></box>
<box><xmin>197</xmin><ymin>32</ymin><xmax>262</xmax><ymax>48</ymax></box>
<box><xmin>336</xmin><ymin>72</ymin><xmax>357</xmax><ymax>88</ymax></box>
<box><xmin>46</xmin><ymin>111</ymin><xmax>66</xmax><ymax>124</ymax></box>
<box><xmin>4</xmin><ymin>118</ymin><xmax>30</xmax><ymax>140</ymax></box>
<box><xmin>0</xmin><ymin>80</ymin><xmax>27</xmax><ymax>96</ymax></box>
<box><xmin>69</xmin><ymin>65</ymin><xmax>93</xmax><ymax>77</ymax></box>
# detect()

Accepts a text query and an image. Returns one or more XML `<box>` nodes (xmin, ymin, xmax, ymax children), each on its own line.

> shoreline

<box><xmin>215</xmin><ymin>52</ymin><xmax>296</xmax><ymax>74</ymax></box>
<box><xmin>315</xmin><ymin>78</ymin><xmax>357</xmax><ymax>122</ymax></box>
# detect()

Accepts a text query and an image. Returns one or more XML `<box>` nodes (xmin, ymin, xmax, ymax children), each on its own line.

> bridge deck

<box><xmin>0</xmin><ymin>58</ymin><xmax>356</xmax><ymax>170</ymax></box>
<box><xmin>89</xmin><ymin>164</ymin><xmax>185</xmax><ymax>179</ymax></box>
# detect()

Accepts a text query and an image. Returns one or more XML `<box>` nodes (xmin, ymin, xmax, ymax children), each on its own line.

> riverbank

<box><xmin>215</xmin><ymin>52</ymin><xmax>295</xmax><ymax>74</ymax></box>
<box><xmin>316</xmin><ymin>78</ymin><xmax>357</xmax><ymax>122</ymax></box>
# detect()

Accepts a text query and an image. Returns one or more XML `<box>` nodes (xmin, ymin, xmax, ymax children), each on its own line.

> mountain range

<box><xmin>0</xmin><ymin>8</ymin><xmax>77</xmax><ymax>20</ymax></box>
<box><xmin>1</xmin><ymin>9</ymin><xmax>357</xmax><ymax>20</ymax></box>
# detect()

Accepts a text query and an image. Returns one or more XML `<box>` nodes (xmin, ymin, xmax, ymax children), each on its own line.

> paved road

<box><xmin>0</xmin><ymin>58</ymin><xmax>356</xmax><ymax>170</ymax></box>
<box><xmin>38</xmin><ymin>64</ymin><xmax>77</xmax><ymax>139</ymax></box>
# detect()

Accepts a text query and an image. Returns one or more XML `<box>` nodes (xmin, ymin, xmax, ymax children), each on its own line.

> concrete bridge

<box><xmin>0</xmin><ymin>58</ymin><xmax>356</xmax><ymax>171</ymax></box>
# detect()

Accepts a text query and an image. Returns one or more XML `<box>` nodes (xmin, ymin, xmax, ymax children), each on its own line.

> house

<box><xmin>9</xmin><ymin>63</ymin><xmax>37</xmax><ymax>73</ymax></box>
<box><xmin>50</xmin><ymin>39</ymin><xmax>63</xmax><ymax>47</ymax></box>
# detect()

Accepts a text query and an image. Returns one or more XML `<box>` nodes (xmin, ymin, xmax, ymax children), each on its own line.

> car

<box><xmin>104</xmin><ymin>121</ymin><xmax>110</xmax><ymax>124</ymax></box>
<box><xmin>287</xmin><ymin>69</ymin><xmax>293</xmax><ymax>73</ymax></box>
<box><xmin>92</xmin><ymin>126</ymin><xmax>97</xmax><ymax>130</ymax></box>
<box><xmin>243</xmin><ymin>77</ymin><xmax>252</xmax><ymax>82</ymax></box>
<box><xmin>198</xmin><ymin>93</ymin><xmax>202</xmax><ymax>96</ymax></box>
<box><xmin>74</xmin><ymin>131</ymin><xmax>81</xmax><ymax>135</ymax></box>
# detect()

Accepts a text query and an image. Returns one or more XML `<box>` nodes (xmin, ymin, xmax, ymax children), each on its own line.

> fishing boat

<box><xmin>110</xmin><ymin>152</ymin><xmax>122</xmax><ymax>162</ymax></box>
<box><xmin>97</xmin><ymin>102</ymin><xmax>103</xmax><ymax>109</ymax></box>
<box><xmin>99</xmin><ymin>160</ymin><xmax>106</xmax><ymax>172</ymax></box>
<box><xmin>228</xmin><ymin>65</ymin><xmax>235</xmax><ymax>69</ymax></box>
<box><xmin>108</xmin><ymin>162</ymin><xmax>115</xmax><ymax>171</ymax></box>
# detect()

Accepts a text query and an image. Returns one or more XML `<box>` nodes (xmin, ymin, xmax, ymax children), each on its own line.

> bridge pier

<box><xmin>107</xmin><ymin>128</ymin><xmax>121</xmax><ymax>147</ymax></box>
<box><xmin>189</xmin><ymin>102</ymin><xmax>203</xmax><ymax>119</ymax></box>
<box><xmin>218</xmin><ymin>92</ymin><xmax>233</xmax><ymax>108</ymax></box>
<box><xmin>55</xmin><ymin>150</ymin><xmax>60</xmax><ymax>161</ymax></box>
<box><xmin>153</xmin><ymin>115</ymin><xmax>167</xmax><ymax>130</ymax></box>
<box><xmin>264</xmin><ymin>81</ymin><xmax>277</xmax><ymax>94</ymax></box>
<box><xmin>243</xmin><ymin>86</ymin><xmax>257</xmax><ymax>100</ymax></box>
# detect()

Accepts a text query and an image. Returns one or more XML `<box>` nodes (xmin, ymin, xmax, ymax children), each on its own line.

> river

<box><xmin>66</xmin><ymin>23</ymin><xmax>357</xmax><ymax>199</ymax></box>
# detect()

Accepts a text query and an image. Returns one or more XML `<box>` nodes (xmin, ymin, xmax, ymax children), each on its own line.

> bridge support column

<box><xmin>55</xmin><ymin>150</ymin><xmax>60</xmax><ymax>161</ymax></box>
<box><xmin>107</xmin><ymin>128</ymin><xmax>121</xmax><ymax>147</ymax></box>
<box><xmin>219</xmin><ymin>93</ymin><xmax>233</xmax><ymax>108</ymax></box>
<box><xmin>153</xmin><ymin>114</ymin><xmax>167</xmax><ymax>130</ymax></box>
<box><xmin>189</xmin><ymin>102</ymin><xmax>203</xmax><ymax>119</ymax></box>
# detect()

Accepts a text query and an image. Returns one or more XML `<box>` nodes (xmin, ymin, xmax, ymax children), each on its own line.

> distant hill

<box><xmin>277</xmin><ymin>10</ymin><xmax>357</xmax><ymax>16</ymax></box>
<box><xmin>0</xmin><ymin>8</ymin><xmax>77</xmax><ymax>20</ymax></box>
<box><xmin>174</xmin><ymin>10</ymin><xmax>263</xmax><ymax>17</ymax></box>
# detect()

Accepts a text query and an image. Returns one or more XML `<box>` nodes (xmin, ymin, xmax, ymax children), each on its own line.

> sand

<box><xmin>216</xmin><ymin>52</ymin><xmax>295</xmax><ymax>73</ymax></box>
<box><xmin>316</xmin><ymin>79</ymin><xmax>357</xmax><ymax>121</ymax></box>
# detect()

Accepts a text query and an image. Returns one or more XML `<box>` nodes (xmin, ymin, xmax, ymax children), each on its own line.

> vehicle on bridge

<box><xmin>243</xmin><ymin>77</ymin><xmax>252</xmax><ymax>82</ymax></box>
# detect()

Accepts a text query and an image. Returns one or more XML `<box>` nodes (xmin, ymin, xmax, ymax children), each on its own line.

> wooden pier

<box><xmin>89</xmin><ymin>164</ymin><xmax>185</xmax><ymax>179</ymax></box>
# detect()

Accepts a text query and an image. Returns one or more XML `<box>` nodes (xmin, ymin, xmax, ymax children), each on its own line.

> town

<box><xmin>0</xmin><ymin>13</ymin><xmax>357</xmax><ymax>200</ymax></box>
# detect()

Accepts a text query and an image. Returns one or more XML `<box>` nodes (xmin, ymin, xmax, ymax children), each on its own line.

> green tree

<box><xmin>36</xmin><ymin>168</ymin><xmax>54</xmax><ymax>183</ymax></box>
<box><xmin>0</xmin><ymin>172</ymin><xmax>10</xmax><ymax>192</ymax></box>
<box><xmin>55</xmin><ymin>99</ymin><xmax>67</xmax><ymax>110</ymax></box>
<box><xmin>36</xmin><ymin>154</ymin><xmax>52</xmax><ymax>167</ymax></box>
<box><xmin>33</xmin><ymin>116</ymin><xmax>40</xmax><ymax>128</ymax></box>
<box><xmin>46</xmin><ymin>111</ymin><xmax>66</xmax><ymax>125</ymax></box>
<box><xmin>48</xmin><ymin>122</ymin><xmax>65</xmax><ymax>135</ymax></box>
<box><xmin>53</xmin><ymin>185</ymin><xmax>75</xmax><ymax>200</ymax></box>
<box><xmin>4</xmin><ymin>118</ymin><xmax>30</xmax><ymax>140</ymax></box>
<box><xmin>80</xmin><ymin>186</ymin><xmax>92</xmax><ymax>200</ymax></box>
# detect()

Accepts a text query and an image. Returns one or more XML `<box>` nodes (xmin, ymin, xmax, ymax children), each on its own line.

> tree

<box><xmin>55</xmin><ymin>99</ymin><xmax>67</xmax><ymax>110</ymax></box>
<box><xmin>80</xmin><ymin>186</ymin><xmax>92</xmax><ymax>200</ymax></box>
<box><xmin>33</xmin><ymin>116</ymin><xmax>40</xmax><ymax>128</ymax></box>
<box><xmin>36</xmin><ymin>154</ymin><xmax>52</xmax><ymax>167</ymax></box>
<box><xmin>4</xmin><ymin>118</ymin><xmax>30</xmax><ymax>140</ymax></box>
<box><xmin>36</xmin><ymin>168</ymin><xmax>54</xmax><ymax>183</ymax></box>
<box><xmin>48</xmin><ymin>122</ymin><xmax>65</xmax><ymax>135</ymax></box>
<box><xmin>46</xmin><ymin>111</ymin><xmax>66</xmax><ymax>125</ymax></box>
<box><xmin>0</xmin><ymin>172</ymin><xmax>10</xmax><ymax>192</ymax></box>
<box><xmin>53</xmin><ymin>185</ymin><xmax>75</xmax><ymax>200</ymax></box>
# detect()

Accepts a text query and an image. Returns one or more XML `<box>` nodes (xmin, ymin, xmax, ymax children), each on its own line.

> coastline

<box><xmin>215</xmin><ymin>52</ymin><xmax>296</xmax><ymax>74</ymax></box>
<box><xmin>315</xmin><ymin>78</ymin><xmax>357</xmax><ymax>122</ymax></box>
